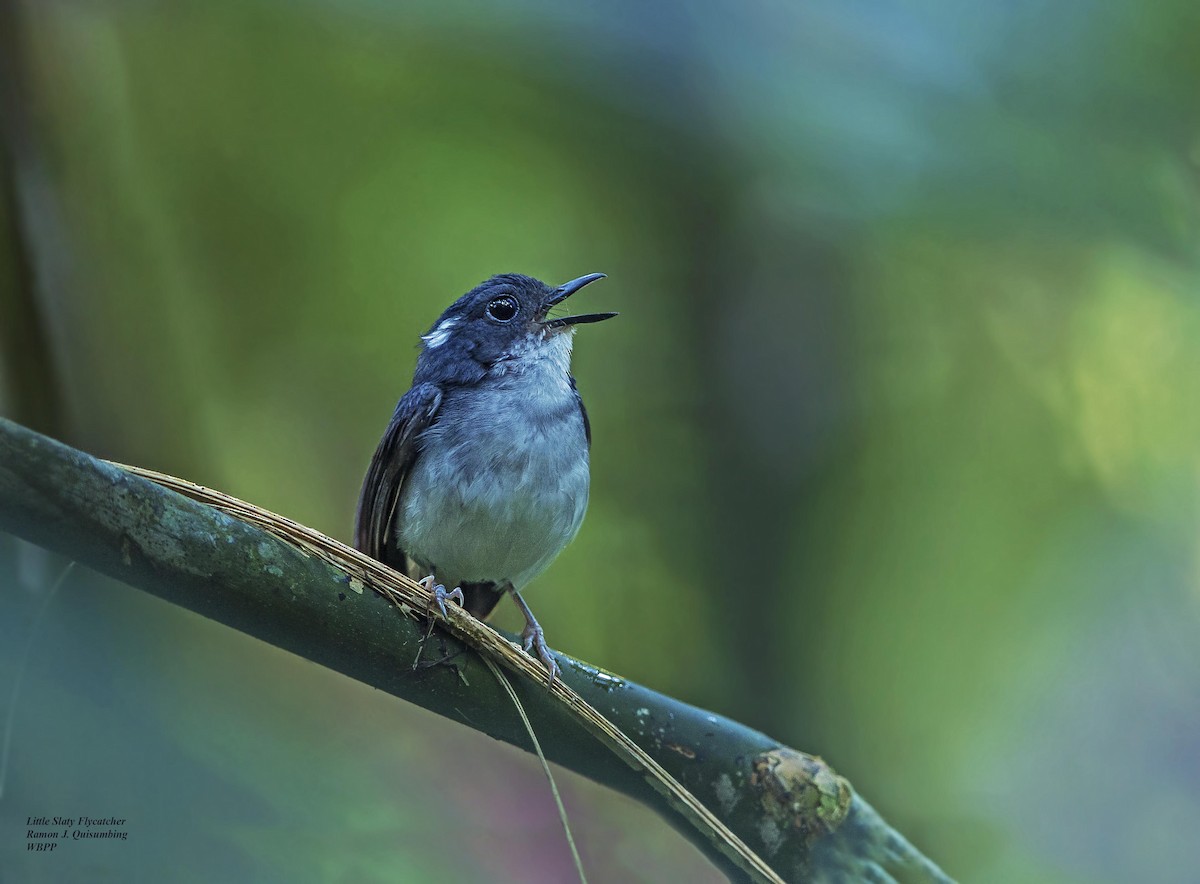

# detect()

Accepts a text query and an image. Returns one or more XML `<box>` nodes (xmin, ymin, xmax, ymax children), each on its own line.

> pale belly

<box><xmin>395</xmin><ymin>390</ymin><xmax>590</xmax><ymax>590</ymax></box>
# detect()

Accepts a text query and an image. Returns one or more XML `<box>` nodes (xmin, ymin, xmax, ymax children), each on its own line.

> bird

<box><xmin>354</xmin><ymin>272</ymin><xmax>615</xmax><ymax>685</ymax></box>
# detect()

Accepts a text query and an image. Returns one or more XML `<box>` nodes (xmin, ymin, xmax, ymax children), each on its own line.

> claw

<box><xmin>412</xmin><ymin>575</ymin><xmax>464</xmax><ymax>671</ymax></box>
<box><xmin>508</xmin><ymin>588</ymin><xmax>558</xmax><ymax>687</ymax></box>
<box><xmin>418</xmin><ymin>575</ymin><xmax>464</xmax><ymax>619</ymax></box>
<box><xmin>519</xmin><ymin>621</ymin><xmax>560</xmax><ymax>687</ymax></box>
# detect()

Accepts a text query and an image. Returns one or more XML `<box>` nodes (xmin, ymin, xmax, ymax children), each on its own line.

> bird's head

<box><xmin>413</xmin><ymin>273</ymin><xmax>614</xmax><ymax>385</ymax></box>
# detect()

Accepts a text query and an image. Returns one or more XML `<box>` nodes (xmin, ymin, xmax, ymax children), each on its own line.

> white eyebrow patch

<box><xmin>421</xmin><ymin>317</ymin><xmax>458</xmax><ymax>348</ymax></box>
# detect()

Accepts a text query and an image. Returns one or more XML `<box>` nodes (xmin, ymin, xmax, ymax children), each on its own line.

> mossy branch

<box><xmin>0</xmin><ymin>417</ymin><xmax>952</xmax><ymax>883</ymax></box>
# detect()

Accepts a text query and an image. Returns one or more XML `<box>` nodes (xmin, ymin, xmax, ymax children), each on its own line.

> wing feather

<box><xmin>568</xmin><ymin>374</ymin><xmax>591</xmax><ymax>447</ymax></box>
<box><xmin>353</xmin><ymin>383</ymin><xmax>442</xmax><ymax>563</ymax></box>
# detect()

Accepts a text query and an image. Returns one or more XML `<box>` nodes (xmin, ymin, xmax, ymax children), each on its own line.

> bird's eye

<box><xmin>486</xmin><ymin>297</ymin><xmax>519</xmax><ymax>322</ymax></box>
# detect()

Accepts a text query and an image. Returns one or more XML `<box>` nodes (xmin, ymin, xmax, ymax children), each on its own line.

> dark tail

<box><xmin>459</xmin><ymin>582</ymin><xmax>504</xmax><ymax>619</ymax></box>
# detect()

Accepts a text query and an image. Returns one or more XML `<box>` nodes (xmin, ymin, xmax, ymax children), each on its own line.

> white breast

<box><xmin>396</xmin><ymin>333</ymin><xmax>590</xmax><ymax>590</ymax></box>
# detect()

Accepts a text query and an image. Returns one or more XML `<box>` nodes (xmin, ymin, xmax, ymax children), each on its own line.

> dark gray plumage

<box><xmin>354</xmin><ymin>273</ymin><xmax>614</xmax><ymax>683</ymax></box>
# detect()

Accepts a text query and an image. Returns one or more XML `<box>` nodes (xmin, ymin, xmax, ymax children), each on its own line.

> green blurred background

<box><xmin>1</xmin><ymin>0</ymin><xmax>1198</xmax><ymax>881</ymax></box>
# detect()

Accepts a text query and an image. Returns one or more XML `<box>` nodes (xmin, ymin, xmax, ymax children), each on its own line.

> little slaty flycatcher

<box><xmin>355</xmin><ymin>272</ymin><xmax>615</xmax><ymax>683</ymax></box>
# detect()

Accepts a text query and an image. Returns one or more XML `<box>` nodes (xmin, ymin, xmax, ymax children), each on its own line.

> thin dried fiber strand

<box><xmin>484</xmin><ymin>656</ymin><xmax>588</xmax><ymax>884</ymax></box>
<box><xmin>114</xmin><ymin>463</ymin><xmax>786</xmax><ymax>884</ymax></box>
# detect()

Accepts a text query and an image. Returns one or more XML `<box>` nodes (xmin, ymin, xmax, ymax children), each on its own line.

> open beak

<box><xmin>543</xmin><ymin>272</ymin><xmax>618</xmax><ymax>328</ymax></box>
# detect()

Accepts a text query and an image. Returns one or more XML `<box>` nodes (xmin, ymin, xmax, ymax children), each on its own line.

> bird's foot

<box><xmin>509</xmin><ymin>588</ymin><xmax>559</xmax><ymax>687</ymax></box>
<box><xmin>520</xmin><ymin>622</ymin><xmax>560</xmax><ymax>687</ymax></box>
<box><xmin>418</xmin><ymin>575</ymin><xmax>464</xmax><ymax>620</ymax></box>
<box><xmin>412</xmin><ymin>576</ymin><xmax>464</xmax><ymax>670</ymax></box>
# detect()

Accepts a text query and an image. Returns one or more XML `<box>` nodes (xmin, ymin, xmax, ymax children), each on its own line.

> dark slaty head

<box><xmin>413</xmin><ymin>273</ymin><xmax>615</xmax><ymax>385</ymax></box>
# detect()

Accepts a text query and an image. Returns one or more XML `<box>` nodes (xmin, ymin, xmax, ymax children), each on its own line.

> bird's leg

<box><xmin>418</xmin><ymin>575</ymin><xmax>464</xmax><ymax>620</ymax></box>
<box><xmin>509</xmin><ymin>586</ymin><xmax>559</xmax><ymax>687</ymax></box>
